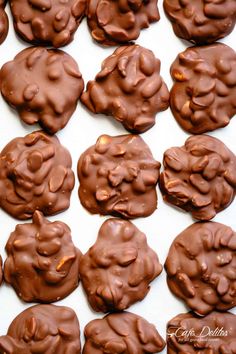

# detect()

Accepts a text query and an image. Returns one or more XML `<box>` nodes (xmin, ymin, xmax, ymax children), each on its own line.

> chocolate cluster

<box><xmin>164</xmin><ymin>0</ymin><xmax>236</xmax><ymax>44</ymax></box>
<box><xmin>0</xmin><ymin>47</ymin><xmax>84</xmax><ymax>134</ymax></box>
<box><xmin>170</xmin><ymin>43</ymin><xmax>236</xmax><ymax>134</ymax></box>
<box><xmin>0</xmin><ymin>0</ymin><xmax>8</xmax><ymax>44</ymax></box>
<box><xmin>167</xmin><ymin>311</ymin><xmax>236</xmax><ymax>354</ymax></box>
<box><xmin>83</xmin><ymin>312</ymin><xmax>165</xmax><ymax>354</ymax></box>
<box><xmin>80</xmin><ymin>218</ymin><xmax>162</xmax><ymax>312</ymax></box>
<box><xmin>4</xmin><ymin>211</ymin><xmax>82</xmax><ymax>303</ymax></box>
<box><xmin>87</xmin><ymin>0</ymin><xmax>160</xmax><ymax>45</ymax></box>
<box><xmin>81</xmin><ymin>45</ymin><xmax>169</xmax><ymax>133</ymax></box>
<box><xmin>165</xmin><ymin>222</ymin><xmax>236</xmax><ymax>316</ymax></box>
<box><xmin>0</xmin><ymin>131</ymin><xmax>75</xmax><ymax>220</ymax></box>
<box><xmin>160</xmin><ymin>135</ymin><xmax>236</xmax><ymax>220</ymax></box>
<box><xmin>0</xmin><ymin>304</ymin><xmax>81</xmax><ymax>353</ymax></box>
<box><xmin>78</xmin><ymin>134</ymin><xmax>161</xmax><ymax>218</ymax></box>
<box><xmin>10</xmin><ymin>0</ymin><xmax>86</xmax><ymax>47</ymax></box>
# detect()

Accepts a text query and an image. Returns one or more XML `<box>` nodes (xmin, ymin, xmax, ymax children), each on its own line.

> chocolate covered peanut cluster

<box><xmin>80</xmin><ymin>218</ymin><xmax>162</xmax><ymax>312</ymax></box>
<box><xmin>160</xmin><ymin>135</ymin><xmax>236</xmax><ymax>220</ymax></box>
<box><xmin>170</xmin><ymin>44</ymin><xmax>236</xmax><ymax>134</ymax></box>
<box><xmin>82</xmin><ymin>45</ymin><xmax>169</xmax><ymax>133</ymax></box>
<box><xmin>165</xmin><ymin>222</ymin><xmax>236</xmax><ymax>315</ymax></box>
<box><xmin>78</xmin><ymin>134</ymin><xmax>161</xmax><ymax>218</ymax></box>
<box><xmin>10</xmin><ymin>0</ymin><xmax>86</xmax><ymax>47</ymax></box>
<box><xmin>4</xmin><ymin>211</ymin><xmax>82</xmax><ymax>303</ymax></box>
<box><xmin>87</xmin><ymin>0</ymin><xmax>160</xmax><ymax>45</ymax></box>
<box><xmin>0</xmin><ymin>304</ymin><xmax>81</xmax><ymax>353</ymax></box>
<box><xmin>83</xmin><ymin>312</ymin><xmax>165</xmax><ymax>354</ymax></box>
<box><xmin>0</xmin><ymin>131</ymin><xmax>75</xmax><ymax>219</ymax></box>
<box><xmin>0</xmin><ymin>47</ymin><xmax>84</xmax><ymax>134</ymax></box>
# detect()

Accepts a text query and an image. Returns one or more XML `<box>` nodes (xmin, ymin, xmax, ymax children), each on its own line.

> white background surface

<box><xmin>0</xmin><ymin>1</ymin><xmax>235</xmax><ymax>351</ymax></box>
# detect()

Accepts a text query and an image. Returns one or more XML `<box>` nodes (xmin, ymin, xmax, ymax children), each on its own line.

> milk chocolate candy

<box><xmin>0</xmin><ymin>304</ymin><xmax>81</xmax><ymax>353</ymax></box>
<box><xmin>0</xmin><ymin>0</ymin><xmax>8</xmax><ymax>44</ymax></box>
<box><xmin>83</xmin><ymin>312</ymin><xmax>166</xmax><ymax>354</ymax></box>
<box><xmin>0</xmin><ymin>47</ymin><xmax>84</xmax><ymax>134</ymax></box>
<box><xmin>80</xmin><ymin>218</ymin><xmax>162</xmax><ymax>312</ymax></box>
<box><xmin>164</xmin><ymin>0</ymin><xmax>236</xmax><ymax>45</ymax></box>
<box><xmin>165</xmin><ymin>222</ymin><xmax>236</xmax><ymax>316</ymax></box>
<box><xmin>167</xmin><ymin>311</ymin><xmax>236</xmax><ymax>354</ymax></box>
<box><xmin>87</xmin><ymin>0</ymin><xmax>160</xmax><ymax>45</ymax></box>
<box><xmin>170</xmin><ymin>44</ymin><xmax>236</xmax><ymax>134</ymax></box>
<box><xmin>81</xmin><ymin>45</ymin><xmax>169</xmax><ymax>133</ymax></box>
<box><xmin>0</xmin><ymin>130</ymin><xmax>75</xmax><ymax>220</ymax></box>
<box><xmin>78</xmin><ymin>134</ymin><xmax>161</xmax><ymax>218</ymax></box>
<box><xmin>160</xmin><ymin>135</ymin><xmax>236</xmax><ymax>220</ymax></box>
<box><xmin>10</xmin><ymin>0</ymin><xmax>86</xmax><ymax>47</ymax></box>
<box><xmin>4</xmin><ymin>211</ymin><xmax>82</xmax><ymax>303</ymax></box>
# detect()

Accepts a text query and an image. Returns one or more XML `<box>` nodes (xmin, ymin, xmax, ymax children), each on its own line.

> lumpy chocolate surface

<box><xmin>167</xmin><ymin>311</ymin><xmax>236</xmax><ymax>354</ymax></box>
<box><xmin>0</xmin><ymin>130</ymin><xmax>75</xmax><ymax>220</ymax></box>
<box><xmin>0</xmin><ymin>0</ymin><xmax>8</xmax><ymax>44</ymax></box>
<box><xmin>4</xmin><ymin>211</ymin><xmax>82</xmax><ymax>303</ymax></box>
<box><xmin>0</xmin><ymin>47</ymin><xmax>84</xmax><ymax>134</ymax></box>
<box><xmin>170</xmin><ymin>44</ymin><xmax>236</xmax><ymax>134</ymax></box>
<box><xmin>10</xmin><ymin>0</ymin><xmax>86</xmax><ymax>47</ymax></box>
<box><xmin>87</xmin><ymin>0</ymin><xmax>160</xmax><ymax>45</ymax></box>
<box><xmin>78</xmin><ymin>134</ymin><xmax>160</xmax><ymax>218</ymax></box>
<box><xmin>160</xmin><ymin>135</ymin><xmax>236</xmax><ymax>220</ymax></box>
<box><xmin>0</xmin><ymin>304</ymin><xmax>81</xmax><ymax>353</ymax></box>
<box><xmin>83</xmin><ymin>311</ymin><xmax>165</xmax><ymax>354</ymax></box>
<box><xmin>81</xmin><ymin>44</ymin><xmax>169</xmax><ymax>133</ymax></box>
<box><xmin>79</xmin><ymin>218</ymin><xmax>162</xmax><ymax>312</ymax></box>
<box><xmin>164</xmin><ymin>0</ymin><xmax>236</xmax><ymax>45</ymax></box>
<box><xmin>165</xmin><ymin>222</ymin><xmax>236</xmax><ymax>316</ymax></box>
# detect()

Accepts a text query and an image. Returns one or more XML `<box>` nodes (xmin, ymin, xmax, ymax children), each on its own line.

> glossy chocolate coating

<box><xmin>80</xmin><ymin>218</ymin><xmax>162</xmax><ymax>312</ymax></box>
<box><xmin>0</xmin><ymin>304</ymin><xmax>81</xmax><ymax>353</ymax></box>
<box><xmin>4</xmin><ymin>211</ymin><xmax>82</xmax><ymax>303</ymax></box>
<box><xmin>164</xmin><ymin>0</ymin><xmax>236</xmax><ymax>45</ymax></box>
<box><xmin>0</xmin><ymin>47</ymin><xmax>84</xmax><ymax>134</ymax></box>
<box><xmin>165</xmin><ymin>222</ymin><xmax>236</xmax><ymax>316</ymax></box>
<box><xmin>0</xmin><ymin>0</ymin><xmax>8</xmax><ymax>44</ymax></box>
<box><xmin>78</xmin><ymin>134</ymin><xmax>160</xmax><ymax>218</ymax></box>
<box><xmin>87</xmin><ymin>0</ymin><xmax>160</xmax><ymax>45</ymax></box>
<box><xmin>83</xmin><ymin>311</ymin><xmax>165</xmax><ymax>354</ymax></box>
<box><xmin>10</xmin><ymin>0</ymin><xmax>86</xmax><ymax>47</ymax></box>
<box><xmin>167</xmin><ymin>311</ymin><xmax>236</xmax><ymax>354</ymax></box>
<box><xmin>81</xmin><ymin>45</ymin><xmax>169</xmax><ymax>133</ymax></box>
<box><xmin>0</xmin><ymin>130</ymin><xmax>75</xmax><ymax>220</ymax></box>
<box><xmin>170</xmin><ymin>44</ymin><xmax>236</xmax><ymax>134</ymax></box>
<box><xmin>160</xmin><ymin>135</ymin><xmax>236</xmax><ymax>220</ymax></box>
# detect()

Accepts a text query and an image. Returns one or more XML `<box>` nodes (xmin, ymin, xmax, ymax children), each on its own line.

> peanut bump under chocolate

<box><xmin>81</xmin><ymin>44</ymin><xmax>169</xmax><ymax>133</ymax></box>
